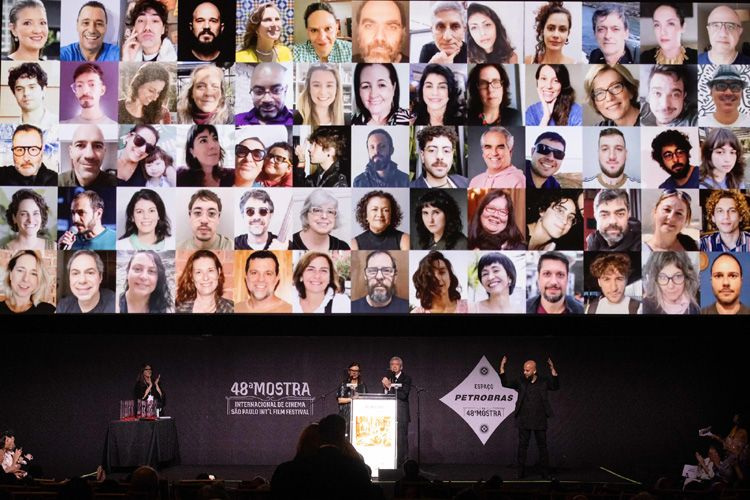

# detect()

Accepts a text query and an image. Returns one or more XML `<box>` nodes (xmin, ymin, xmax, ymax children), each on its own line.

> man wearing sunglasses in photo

<box><xmin>117</xmin><ymin>124</ymin><xmax>160</xmax><ymax>186</ymax></box>
<box><xmin>234</xmin><ymin>189</ymin><xmax>289</xmax><ymax>250</ymax></box>
<box><xmin>235</xmin><ymin>63</ymin><xmax>294</xmax><ymax>126</ymax></box>
<box><xmin>699</xmin><ymin>65</ymin><xmax>750</xmax><ymax>127</ymax></box>
<box><xmin>0</xmin><ymin>125</ymin><xmax>57</xmax><ymax>186</ymax></box>
<box><xmin>526</xmin><ymin>132</ymin><xmax>566</xmax><ymax>189</ymax></box>
<box><xmin>650</xmin><ymin>129</ymin><xmax>699</xmax><ymax>189</ymax></box>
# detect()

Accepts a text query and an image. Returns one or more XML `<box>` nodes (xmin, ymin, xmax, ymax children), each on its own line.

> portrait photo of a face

<box><xmin>0</xmin><ymin>248</ymin><xmax>58</xmax><ymax>312</ymax></box>
<box><xmin>525</xmin><ymin>250</ymin><xmax>584</xmax><ymax>313</ymax></box>
<box><xmin>582</xmin><ymin>2</ymin><xmax>640</xmax><ymax>65</ymax></box>
<box><xmin>58</xmin><ymin>123</ymin><xmax>119</xmax><ymax>182</ymax></box>
<box><xmin>118</xmin><ymin>61</ymin><xmax>177</xmax><ymax>125</ymax></box>
<box><xmin>59</xmin><ymin>61</ymin><xmax>119</xmax><ymax>124</ymax></box>
<box><xmin>638</xmin><ymin>64</ymin><xmax>698</xmax><ymax>128</ymax></box>
<box><xmin>409</xmin><ymin>188</ymin><xmax>468</xmax><ymax>250</ymax></box>
<box><xmin>350</xmin><ymin>248</ymin><xmax>409</xmax><ymax>302</ymax></box>
<box><xmin>115</xmin><ymin>186</ymin><xmax>176</xmax><ymax>251</ymax></box>
<box><xmin>524</xmin><ymin>126</ymin><xmax>583</xmax><ymax>188</ymax></box>
<box><xmin>56</xmin><ymin>250</ymin><xmax>117</xmax><ymax>313</ymax></box>
<box><xmin>696</xmin><ymin>3</ymin><xmax>750</xmax><ymax>65</ymax></box>
<box><xmin>352</xmin><ymin>0</ymin><xmax>409</xmax><ymax>63</ymax></box>
<box><xmin>467</xmin><ymin>188</ymin><xmax>526</xmax><ymax>251</ymax></box>
<box><xmin>581</xmin><ymin>188</ymin><xmax>642</xmax><ymax>252</ymax></box>
<box><xmin>177</xmin><ymin>0</ymin><xmax>235</xmax><ymax>62</ymax></box>
<box><xmin>641</xmin><ymin>188</ymin><xmax>701</xmax><ymax>251</ymax></box>
<box><xmin>174</xmin><ymin>187</ymin><xmax>235</xmax><ymax>250</ymax></box>
<box><xmin>294</xmin><ymin>125</ymin><xmax>351</xmax><ymax>187</ymax></box>
<box><xmin>117</xmin><ymin>123</ymin><xmax>177</xmax><ymax>187</ymax></box>
<box><xmin>57</xmin><ymin>187</ymin><xmax>117</xmax><ymax>245</ymax></box>
<box><xmin>524</xmin><ymin>1</ymin><xmax>582</xmax><ymax>64</ymax></box>
<box><xmin>174</xmin><ymin>249</ymin><xmax>235</xmax><ymax>312</ymax></box>
<box><xmin>233</xmin><ymin>188</ymin><xmax>294</xmax><ymax>247</ymax></box>
<box><xmin>639</xmin><ymin>2</ymin><xmax>698</xmax><ymax>63</ymax></box>
<box><xmin>293</xmin><ymin>0</ymin><xmax>352</xmax><ymax>63</ymax></box>
<box><xmin>412</xmin><ymin>125</ymin><xmax>467</xmax><ymax>181</ymax></box>
<box><xmin>639</xmin><ymin>126</ymin><xmax>700</xmax><ymax>188</ymax></box>
<box><xmin>351</xmin><ymin>187</ymin><xmax>411</xmax><ymax>250</ymax></box>
<box><xmin>234</xmin><ymin>62</ymin><xmax>295</xmax><ymax>124</ymax></box>
<box><xmin>466</xmin><ymin>126</ymin><xmax>525</xmax><ymax>182</ymax></box>
<box><xmin>176</xmin><ymin>62</ymin><xmax>235</xmax><ymax>125</ymax></box>
<box><xmin>291</xmin><ymin>187</ymin><xmax>352</xmax><ymax>246</ymax></box>
<box><xmin>350</xmin><ymin>125</ymin><xmax>410</xmax><ymax>186</ymax></box>
<box><xmin>174</xmin><ymin>124</ymin><xmax>235</xmax><ymax>186</ymax></box>
<box><xmin>699</xmin><ymin>252</ymin><xmax>750</xmax><ymax>314</ymax></box>
<box><xmin>410</xmin><ymin>63</ymin><xmax>468</xmax><ymax>126</ymax></box>
<box><xmin>526</xmin><ymin>189</ymin><xmax>583</xmax><ymax>251</ymax></box>
<box><xmin>408</xmin><ymin>249</ymin><xmax>469</xmax><ymax>313</ymax></box>
<box><xmin>236</xmin><ymin>0</ymin><xmax>295</xmax><ymax>62</ymax></box>
<box><xmin>115</xmin><ymin>249</ymin><xmax>175</xmax><ymax>313</ymax></box>
<box><xmin>582</xmin><ymin>251</ymin><xmax>642</xmax><ymax>314</ymax></box>
<box><xmin>467</xmin><ymin>250</ymin><xmax>526</xmax><ymax>314</ymax></box>
<box><xmin>60</xmin><ymin>0</ymin><xmax>122</xmax><ymax>62</ymax></box>
<box><xmin>464</xmin><ymin>2</ymin><xmax>522</xmax><ymax>64</ymax></box>
<box><xmin>0</xmin><ymin>186</ymin><xmax>58</xmax><ymax>251</ymax></box>
<box><xmin>581</xmin><ymin>126</ymin><xmax>641</xmax><ymax>186</ymax></box>
<box><xmin>524</xmin><ymin>63</ymin><xmax>586</xmax><ymax>126</ymax></box>
<box><xmin>234</xmin><ymin>248</ymin><xmax>295</xmax><ymax>310</ymax></box>
<box><xmin>3</xmin><ymin>0</ymin><xmax>60</xmax><ymax>61</ymax></box>
<box><xmin>697</xmin><ymin>64</ymin><xmax>750</xmax><ymax>127</ymax></box>
<box><xmin>121</xmin><ymin>0</ymin><xmax>178</xmax><ymax>62</ymax></box>
<box><xmin>0</xmin><ymin>61</ymin><xmax>60</xmax><ymax>127</ymax></box>
<box><xmin>294</xmin><ymin>63</ymin><xmax>353</xmax><ymax>126</ymax></box>
<box><xmin>233</xmin><ymin>125</ymin><xmax>291</xmax><ymax>188</ymax></box>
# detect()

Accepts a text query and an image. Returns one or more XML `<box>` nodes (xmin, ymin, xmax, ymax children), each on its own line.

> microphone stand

<box><xmin>416</xmin><ymin>387</ymin><xmax>426</xmax><ymax>465</ymax></box>
<box><xmin>316</xmin><ymin>385</ymin><xmax>342</xmax><ymax>416</ymax></box>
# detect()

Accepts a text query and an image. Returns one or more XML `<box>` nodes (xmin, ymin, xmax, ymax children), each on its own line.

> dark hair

<box><xmin>140</xmin><ymin>145</ymin><xmax>173</xmax><ymax>179</ymax></box>
<box><xmin>6</xmin><ymin>188</ymin><xmax>49</xmax><ymax>234</ymax></box>
<box><xmin>308</xmin><ymin>127</ymin><xmax>346</xmax><ymax>163</ymax></box>
<box><xmin>412</xmin><ymin>250</ymin><xmax>461</xmax><ymax>309</ymax></box>
<box><xmin>119</xmin><ymin>189</ymin><xmax>172</xmax><ymax>243</ymax></box>
<box><xmin>355</xmin><ymin>190</ymin><xmax>403</xmax><ymax>230</ymax></box>
<box><xmin>66</xmin><ymin>250</ymin><xmax>104</xmax><ymax>277</ymax></box>
<box><xmin>239</xmin><ymin>189</ymin><xmax>274</xmax><ymax>213</ymax></box>
<box><xmin>136</xmin><ymin>362</ymin><xmax>153</xmax><ymax>384</ymax></box>
<box><xmin>468</xmin><ymin>190</ymin><xmax>524</xmax><ymax>250</ymax></box>
<box><xmin>188</xmin><ymin>188</ymin><xmax>222</xmax><ymax>212</ymax></box>
<box><xmin>535</xmin><ymin>64</ymin><xmax>576</xmax><ymax>126</ymax></box>
<box><xmin>245</xmin><ymin>250</ymin><xmax>280</xmax><ymax>275</ymax></box>
<box><xmin>537</xmin><ymin>250</ymin><xmax>570</xmax><ymax>274</ymax></box>
<box><xmin>367</xmin><ymin>129</ymin><xmax>393</xmax><ymax>152</ymax></box>
<box><xmin>127</xmin><ymin>62</ymin><xmax>171</xmax><ymax>124</ymax></box>
<box><xmin>72</xmin><ymin>189</ymin><xmax>105</xmax><ymax>213</ymax></box>
<box><xmin>649</xmin><ymin>64</ymin><xmax>688</xmax><ymax>87</ymax></box>
<box><xmin>466</xmin><ymin>3</ymin><xmax>515</xmax><ymax>63</ymax></box>
<box><xmin>345</xmin><ymin>360</ymin><xmax>362</xmax><ymax>383</ymax></box>
<box><xmin>599</xmin><ymin>127</ymin><xmax>624</xmax><ymax>142</ymax></box>
<box><xmin>318</xmin><ymin>413</ymin><xmax>346</xmax><ymax>446</ymax></box>
<box><xmin>651</xmin><ymin>2</ymin><xmax>685</xmax><ymax>25</ymax></box>
<box><xmin>532</xmin><ymin>1</ymin><xmax>572</xmax><ymax>63</ymax></box>
<box><xmin>415</xmin><ymin>190</ymin><xmax>464</xmax><ymax>249</ymax></box>
<box><xmin>130</xmin><ymin>123</ymin><xmax>161</xmax><ymax>144</ymax></box>
<box><xmin>73</xmin><ymin>62</ymin><xmax>105</xmax><ymax>82</ymax></box>
<box><xmin>416</xmin><ymin>125</ymin><xmax>458</xmax><ymax>151</ymax></box>
<box><xmin>129</xmin><ymin>0</ymin><xmax>168</xmax><ymax>40</ymax></box>
<box><xmin>357</xmin><ymin>0</ymin><xmax>405</xmax><ymax>26</ymax></box>
<box><xmin>175</xmin><ymin>249</ymin><xmax>226</xmax><ymax>305</ymax></box>
<box><xmin>185</xmin><ymin>124</ymin><xmax>226</xmax><ymax>180</ymax></box>
<box><xmin>292</xmin><ymin>251</ymin><xmax>339</xmax><ymax>299</ymax></box>
<box><xmin>12</xmin><ymin>123</ymin><xmax>43</xmax><ymax>144</ymax></box>
<box><xmin>477</xmin><ymin>252</ymin><xmax>517</xmax><ymax>295</ymax></box>
<box><xmin>365</xmin><ymin>250</ymin><xmax>397</xmax><ymax>270</ymax></box>
<box><xmin>414</xmin><ymin>64</ymin><xmax>464</xmax><ymax>125</ymax></box>
<box><xmin>711</xmin><ymin>252</ymin><xmax>743</xmax><ymax>278</ymax></box>
<box><xmin>592</xmin><ymin>4</ymin><xmax>629</xmax><ymax>32</ymax></box>
<box><xmin>534</xmin><ymin>131</ymin><xmax>566</xmax><ymax>150</ymax></box>
<box><xmin>78</xmin><ymin>0</ymin><xmax>108</xmax><ymax>23</ymax></box>
<box><xmin>123</xmin><ymin>250</ymin><xmax>172</xmax><ymax>313</ymax></box>
<box><xmin>467</xmin><ymin>63</ymin><xmax>511</xmax><ymax>121</ymax></box>
<box><xmin>593</xmin><ymin>189</ymin><xmax>630</xmax><ymax>211</ymax></box>
<box><xmin>650</xmin><ymin>129</ymin><xmax>692</xmax><ymax>167</ymax></box>
<box><xmin>354</xmin><ymin>63</ymin><xmax>401</xmax><ymax>123</ymax></box>
<box><xmin>8</xmin><ymin>62</ymin><xmax>48</xmax><ymax>90</ymax></box>
<box><xmin>700</xmin><ymin>128</ymin><xmax>746</xmax><ymax>189</ymax></box>
<box><xmin>304</xmin><ymin>2</ymin><xmax>336</xmax><ymax>27</ymax></box>
<box><xmin>8</xmin><ymin>0</ymin><xmax>47</xmax><ymax>54</ymax></box>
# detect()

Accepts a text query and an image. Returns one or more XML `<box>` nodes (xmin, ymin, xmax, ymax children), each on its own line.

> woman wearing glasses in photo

<box><xmin>291</xmin><ymin>189</ymin><xmax>350</xmax><ymax>251</ymax></box>
<box><xmin>291</xmin><ymin>251</ymin><xmax>350</xmax><ymax>313</ymax></box>
<box><xmin>337</xmin><ymin>362</ymin><xmax>368</xmax><ymax>436</ymax></box>
<box><xmin>234</xmin><ymin>137</ymin><xmax>267</xmax><ymax>187</ymax></box>
<box><xmin>468</xmin><ymin>189</ymin><xmax>526</xmax><ymax>250</ymax></box>
<box><xmin>466</xmin><ymin>63</ymin><xmax>522</xmax><ymax>126</ymax></box>
<box><xmin>0</xmin><ymin>249</ymin><xmax>55</xmax><ymax>315</ymax></box>
<box><xmin>526</xmin><ymin>190</ymin><xmax>582</xmax><ymax>251</ymax></box>
<box><xmin>466</xmin><ymin>3</ymin><xmax>518</xmax><ymax>64</ymax></box>
<box><xmin>412</xmin><ymin>250</ymin><xmax>468</xmax><ymax>314</ymax></box>
<box><xmin>236</xmin><ymin>2</ymin><xmax>292</xmax><ymax>63</ymax></box>
<box><xmin>640</xmin><ymin>3</ymin><xmax>697</xmax><ymax>64</ymax></box>
<box><xmin>468</xmin><ymin>252</ymin><xmax>519</xmax><ymax>314</ymax></box>
<box><xmin>294</xmin><ymin>64</ymin><xmax>346</xmax><ymax>126</ymax></box>
<box><xmin>642</xmin><ymin>251</ymin><xmax>700</xmax><ymax>315</ymax></box>
<box><xmin>119</xmin><ymin>62</ymin><xmax>173</xmax><ymax>125</ymax></box>
<box><xmin>255</xmin><ymin>142</ymin><xmax>294</xmax><ymax>187</ymax></box>
<box><xmin>525</xmin><ymin>2</ymin><xmax>577</xmax><ymax>64</ymax></box>
<box><xmin>1</xmin><ymin>189</ymin><xmax>55</xmax><ymax>252</ymax></box>
<box><xmin>117</xmin><ymin>124</ymin><xmax>160</xmax><ymax>186</ymax></box>
<box><xmin>583</xmin><ymin>64</ymin><xmax>640</xmax><ymax>126</ymax></box>
<box><xmin>642</xmin><ymin>189</ymin><xmax>698</xmax><ymax>260</ymax></box>
<box><xmin>117</xmin><ymin>189</ymin><xmax>174</xmax><ymax>251</ymax></box>
<box><xmin>351</xmin><ymin>63</ymin><xmax>412</xmax><ymax>126</ymax></box>
<box><xmin>525</xmin><ymin>64</ymin><xmax>582</xmax><ymax>126</ymax></box>
<box><xmin>351</xmin><ymin>190</ymin><xmax>410</xmax><ymax>251</ymax></box>
<box><xmin>176</xmin><ymin>64</ymin><xmax>233</xmax><ymax>125</ymax></box>
<box><xmin>176</xmin><ymin>124</ymin><xmax>233</xmax><ymax>187</ymax></box>
<box><xmin>3</xmin><ymin>0</ymin><xmax>49</xmax><ymax>61</ymax></box>
<box><xmin>175</xmin><ymin>249</ymin><xmax>234</xmax><ymax>313</ymax></box>
<box><xmin>699</xmin><ymin>128</ymin><xmax>747</xmax><ymax>189</ymax></box>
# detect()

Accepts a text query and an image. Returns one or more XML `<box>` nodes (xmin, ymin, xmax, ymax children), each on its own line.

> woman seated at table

<box><xmin>117</xmin><ymin>250</ymin><xmax>173</xmax><ymax>313</ymax></box>
<box><xmin>291</xmin><ymin>251</ymin><xmax>350</xmax><ymax>313</ymax></box>
<box><xmin>351</xmin><ymin>190</ymin><xmax>409</xmax><ymax>250</ymax></box>
<box><xmin>133</xmin><ymin>363</ymin><xmax>166</xmax><ymax>411</ymax></box>
<box><xmin>642</xmin><ymin>251</ymin><xmax>700</xmax><ymax>315</ymax></box>
<box><xmin>0</xmin><ymin>249</ymin><xmax>55</xmax><ymax>314</ymax></box>
<box><xmin>1</xmin><ymin>189</ymin><xmax>55</xmax><ymax>251</ymax></box>
<box><xmin>291</xmin><ymin>189</ymin><xmax>350</xmax><ymax>251</ymax></box>
<box><xmin>411</xmin><ymin>250</ymin><xmax>468</xmax><ymax>313</ymax></box>
<box><xmin>175</xmin><ymin>249</ymin><xmax>234</xmax><ymax>313</ymax></box>
<box><xmin>525</xmin><ymin>64</ymin><xmax>582</xmax><ymax>126</ymax></box>
<box><xmin>117</xmin><ymin>189</ymin><xmax>174</xmax><ymax>251</ymax></box>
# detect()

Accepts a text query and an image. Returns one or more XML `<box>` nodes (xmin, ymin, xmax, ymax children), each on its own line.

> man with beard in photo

<box><xmin>353</xmin><ymin>128</ymin><xmax>410</xmax><ymax>187</ymax></box>
<box><xmin>234</xmin><ymin>190</ymin><xmax>289</xmax><ymax>250</ymax></box>
<box><xmin>181</xmin><ymin>1</ymin><xmax>231</xmax><ymax>62</ymax></box>
<box><xmin>411</xmin><ymin>125</ymin><xmax>468</xmax><ymax>188</ymax></box>
<box><xmin>584</xmin><ymin>128</ymin><xmax>640</xmax><ymax>188</ymax></box>
<box><xmin>526</xmin><ymin>251</ymin><xmax>582</xmax><ymax>314</ymax></box>
<box><xmin>700</xmin><ymin>65</ymin><xmax>750</xmax><ymax>127</ymax></box>
<box><xmin>650</xmin><ymin>129</ymin><xmax>699</xmax><ymax>189</ymax></box>
<box><xmin>351</xmin><ymin>250</ymin><xmax>409</xmax><ymax>313</ymax></box>
<box><xmin>352</xmin><ymin>0</ymin><xmax>408</xmax><ymax>63</ymax></box>
<box><xmin>58</xmin><ymin>190</ymin><xmax>116</xmax><ymax>250</ymax></box>
<box><xmin>701</xmin><ymin>253</ymin><xmax>750</xmax><ymax>315</ymax></box>
<box><xmin>586</xmin><ymin>190</ymin><xmax>641</xmax><ymax>252</ymax></box>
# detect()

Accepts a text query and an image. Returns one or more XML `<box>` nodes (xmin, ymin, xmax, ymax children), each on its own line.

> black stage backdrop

<box><xmin>0</xmin><ymin>334</ymin><xmax>741</xmax><ymax>479</ymax></box>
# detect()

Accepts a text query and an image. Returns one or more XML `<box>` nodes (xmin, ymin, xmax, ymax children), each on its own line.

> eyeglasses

<box><xmin>266</xmin><ymin>154</ymin><xmax>289</xmax><ymax>164</ymax></box>
<box><xmin>70</xmin><ymin>81</ymin><xmax>100</xmax><ymax>93</ymax></box>
<box><xmin>251</xmin><ymin>85</ymin><xmax>286</xmax><ymax>98</ymax></box>
<box><xmin>551</xmin><ymin>204</ymin><xmax>577</xmax><ymax>226</ymax></box>
<box><xmin>656</xmin><ymin>273</ymin><xmax>685</xmax><ymax>286</ymax></box>
<box><xmin>707</xmin><ymin>21</ymin><xmax>741</xmax><ymax>33</ymax></box>
<box><xmin>245</xmin><ymin>207</ymin><xmax>271</xmax><ymax>217</ymax></box>
<box><xmin>11</xmin><ymin>145</ymin><xmax>42</xmax><ymax>157</ymax></box>
<box><xmin>534</xmin><ymin>142</ymin><xmax>565</xmax><ymax>160</ymax></box>
<box><xmin>661</xmin><ymin>149</ymin><xmax>688</xmax><ymax>162</ymax></box>
<box><xmin>364</xmin><ymin>266</ymin><xmax>396</xmax><ymax>278</ymax></box>
<box><xmin>310</xmin><ymin>207</ymin><xmax>337</xmax><ymax>218</ymax></box>
<box><xmin>661</xmin><ymin>188</ymin><xmax>692</xmax><ymax>204</ymax></box>
<box><xmin>348</xmin><ymin>368</ymin><xmax>360</xmax><ymax>373</ymax></box>
<box><xmin>711</xmin><ymin>81</ymin><xmax>744</xmax><ymax>93</ymax></box>
<box><xmin>236</xmin><ymin>145</ymin><xmax>266</xmax><ymax>161</ymax></box>
<box><xmin>591</xmin><ymin>82</ymin><xmax>625</xmax><ymax>102</ymax></box>
<box><xmin>132</xmin><ymin>133</ymin><xmax>156</xmax><ymax>155</ymax></box>
<box><xmin>478</xmin><ymin>79</ymin><xmax>503</xmax><ymax>91</ymax></box>
<box><xmin>484</xmin><ymin>206</ymin><xmax>509</xmax><ymax>217</ymax></box>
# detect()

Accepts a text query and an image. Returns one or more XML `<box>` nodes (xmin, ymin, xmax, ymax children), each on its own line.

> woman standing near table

<box><xmin>134</xmin><ymin>363</ymin><xmax>166</xmax><ymax>412</ymax></box>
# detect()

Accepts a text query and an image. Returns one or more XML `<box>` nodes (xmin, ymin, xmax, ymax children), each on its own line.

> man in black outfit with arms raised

<box><xmin>499</xmin><ymin>356</ymin><xmax>559</xmax><ymax>479</ymax></box>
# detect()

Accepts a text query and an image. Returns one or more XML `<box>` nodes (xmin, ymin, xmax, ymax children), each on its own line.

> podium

<box><xmin>349</xmin><ymin>393</ymin><xmax>397</xmax><ymax>477</ymax></box>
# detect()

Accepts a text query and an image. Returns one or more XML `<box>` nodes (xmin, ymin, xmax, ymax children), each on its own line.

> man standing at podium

<box><xmin>382</xmin><ymin>356</ymin><xmax>412</xmax><ymax>466</ymax></box>
<box><xmin>499</xmin><ymin>356</ymin><xmax>559</xmax><ymax>479</ymax></box>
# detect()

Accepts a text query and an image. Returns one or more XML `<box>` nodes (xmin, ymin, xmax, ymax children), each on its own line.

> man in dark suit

<box><xmin>499</xmin><ymin>356</ymin><xmax>559</xmax><ymax>479</ymax></box>
<box><xmin>382</xmin><ymin>356</ymin><xmax>412</xmax><ymax>466</ymax></box>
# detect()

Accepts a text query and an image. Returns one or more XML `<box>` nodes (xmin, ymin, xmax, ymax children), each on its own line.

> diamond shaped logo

<box><xmin>440</xmin><ymin>356</ymin><xmax>518</xmax><ymax>445</ymax></box>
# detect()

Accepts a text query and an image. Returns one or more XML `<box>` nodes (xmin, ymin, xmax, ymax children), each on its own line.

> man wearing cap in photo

<box><xmin>700</xmin><ymin>65</ymin><xmax>750</xmax><ymax>127</ymax></box>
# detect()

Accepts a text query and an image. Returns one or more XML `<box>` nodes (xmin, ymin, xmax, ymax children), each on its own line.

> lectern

<box><xmin>349</xmin><ymin>393</ymin><xmax>397</xmax><ymax>477</ymax></box>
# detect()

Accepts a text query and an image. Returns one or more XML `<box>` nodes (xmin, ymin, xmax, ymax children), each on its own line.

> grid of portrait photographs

<box><xmin>1</xmin><ymin>0</ymin><xmax>750</xmax><ymax>316</ymax></box>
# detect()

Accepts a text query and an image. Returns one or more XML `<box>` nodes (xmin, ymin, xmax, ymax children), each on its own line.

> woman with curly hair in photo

<box><xmin>412</xmin><ymin>250</ymin><xmax>467</xmax><ymax>313</ymax></box>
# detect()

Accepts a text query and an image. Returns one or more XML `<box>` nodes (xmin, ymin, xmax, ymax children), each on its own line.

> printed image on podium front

<box><xmin>350</xmin><ymin>394</ymin><xmax>397</xmax><ymax>477</ymax></box>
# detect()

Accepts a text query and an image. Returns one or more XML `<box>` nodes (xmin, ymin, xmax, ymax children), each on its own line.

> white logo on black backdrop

<box><xmin>227</xmin><ymin>381</ymin><xmax>314</xmax><ymax>416</ymax></box>
<box><xmin>439</xmin><ymin>356</ymin><xmax>518</xmax><ymax>444</ymax></box>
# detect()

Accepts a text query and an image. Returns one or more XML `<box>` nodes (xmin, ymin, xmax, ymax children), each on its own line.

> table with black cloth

<box><xmin>103</xmin><ymin>418</ymin><xmax>181</xmax><ymax>472</ymax></box>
